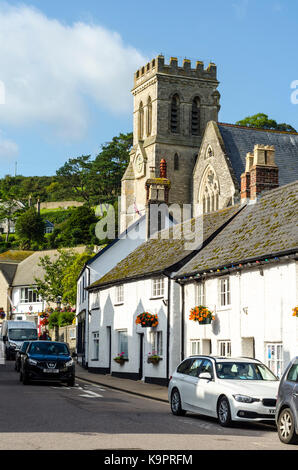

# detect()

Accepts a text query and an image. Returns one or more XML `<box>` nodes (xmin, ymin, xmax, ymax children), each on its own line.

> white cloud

<box><xmin>0</xmin><ymin>131</ymin><xmax>18</xmax><ymax>160</ymax></box>
<box><xmin>0</xmin><ymin>4</ymin><xmax>146</xmax><ymax>140</ymax></box>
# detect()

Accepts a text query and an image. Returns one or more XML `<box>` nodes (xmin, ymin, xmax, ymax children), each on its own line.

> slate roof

<box><xmin>175</xmin><ymin>181</ymin><xmax>298</xmax><ymax>278</ymax></box>
<box><xmin>12</xmin><ymin>246</ymin><xmax>86</xmax><ymax>287</ymax></box>
<box><xmin>0</xmin><ymin>263</ymin><xmax>18</xmax><ymax>285</ymax></box>
<box><xmin>217</xmin><ymin>123</ymin><xmax>298</xmax><ymax>186</ymax></box>
<box><xmin>88</xmin><ymin>205</ymin><xmax>243</xmax><ymax>289</ymax></box>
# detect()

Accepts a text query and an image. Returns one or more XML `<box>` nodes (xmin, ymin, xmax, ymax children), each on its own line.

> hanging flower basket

<box><xmin>0</xmin><ymin>309</ymin><xmax>6</xmax><ymax>320</ymax></box>
<box><xmin>293</xmin><ymin>306</ymin><xmax>298</xmax><ymax>318</ymax></box>
<box><xmin>189</xmin><ymin>306</ymin><xmax>215</xmax><ymax>324</ymax></box>
<box><xmin>40</xmin><ymin>318</ymin><xmax>49</xmax><ymax>327</ymax></box>
<box><xmin>136</xmin><ymin>312</ymin><xmax>158</xmax><ymax>328</ymax></box>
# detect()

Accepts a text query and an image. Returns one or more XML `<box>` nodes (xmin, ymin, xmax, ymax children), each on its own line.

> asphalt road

<box><xmin>0</xmin><ymin>362</ymin><xmax>294</xmax><ymax>451</ymax></box>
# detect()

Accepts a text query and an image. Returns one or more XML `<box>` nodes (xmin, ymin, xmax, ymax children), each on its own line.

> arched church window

<box><xmin>174</xmin><ymin>153</ymin><xmax>179</xmax><ymax>171</ymax></box>
<box><xmin>170</xmin><ymin>94</ymin><xmax>180</xmax><ymax>133</ymax></box>
<box><xmin>191</xmin><ymin>97</ymin><xmax>200</xmax><ymax>135</ymax></box>
<box><xmin>138</xmin><ymin>102</ymin><xmax>144</xmax><ymax>140</ymax></box>
<box><xmin>199</xmin><ymin>166</ymin><xmax>220</xmax><ymax>214</ymax></box>
<box><xmin>147</xmin><ymin>97</ymin><xmax>152</xmax><ymax>136</ymax></box>
<box><xmin>205</xmin><ymin>145</ymin><xmax>214</xmax><ymax>159</ymax></box>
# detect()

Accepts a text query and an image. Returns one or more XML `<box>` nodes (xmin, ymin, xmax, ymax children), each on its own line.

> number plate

<box><xmin>43</xmin><ymin>369</ymin><xmax>59</xmax><ymax>373</ymax></box>
<box><xmin>269</xmin><ymin>409</ymin><xmax>276</xmax><ymax>414</ymax></box>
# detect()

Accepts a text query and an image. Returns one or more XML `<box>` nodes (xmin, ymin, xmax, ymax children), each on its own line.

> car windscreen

<box><xmin>29</xmin><ymin>342</ymin><xmax>69</xmax><ymax>356</ymax></box>
<box><xmin>9</xmin><ymin>329</ymin><xmax>38</xmax><ymax>341</ymax></box>
<box><xmin>216</xmin><ymin>362</ymin><xmax>278</xmax><ymax>380</ymax></box>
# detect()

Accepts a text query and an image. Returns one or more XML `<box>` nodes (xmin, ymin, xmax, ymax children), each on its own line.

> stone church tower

<box><xmin>120</xmin><ymin>55</ymin><xmax>220</xmax><ymax>232</ymax></box>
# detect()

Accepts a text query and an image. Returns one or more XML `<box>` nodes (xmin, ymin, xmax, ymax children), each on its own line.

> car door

<box><xmin>181</xmin><ymin>359</ymin><xmax>203</xmax><ymax>409</ymax></box>
<box><xmin>193</xmin><ymin>359</ymin><xmax>217</xmax><ymax>416</ymax></box>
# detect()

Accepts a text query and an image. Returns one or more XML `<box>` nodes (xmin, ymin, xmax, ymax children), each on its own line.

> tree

<box><xmin>57</xmin><ymin>205</ymin><xmax>98</xmax><ymax>247</ymax></box>
<box><xmin>0</xmin><ymin>197</ymin><xmax>24</xmax><ymax>242</ymax></box>
<box><xmin>236</xmin><ymin>113</ymin><xmax>296</xmax><ymax>132</ymax></box>
<box><xmin>15</xmin><ymin>207</ymin><xmax>45</xmax><ymax>249</ymax></box>
<box><xmin>62</xmin><ymin>252</ymin><xmax>92</xmax><ymax>305</ymax></box>
<box><xmin>56</xmin><ymin>155</ymin><xmax>94</xmax><ymax>204</ymax></box>
<box><xmin>34</xmin><ymin>249</ymin><xmax>77</xmax><ymax>305</ymax></box>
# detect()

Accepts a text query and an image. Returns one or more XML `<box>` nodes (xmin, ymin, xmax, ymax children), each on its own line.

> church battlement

<box><xmin>133</xmin><ymin>55</ymin><xmax>217</xmax><ymax>88</ymax></box>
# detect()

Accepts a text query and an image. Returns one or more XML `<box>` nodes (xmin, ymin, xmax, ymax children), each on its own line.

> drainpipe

<box><xmin>166</xmin><ymin>276</ymin><xmax>171</xmax><ymax>383</ymax></box>
<box><xmin>86</xmin><ymin>266</ymin><xmax>91</xmax><ymax>369</ymax></box>
<box><xmin>181</xmin><ymin>282</ymin><xmax>185</xmax><ymax>362</ymax></box>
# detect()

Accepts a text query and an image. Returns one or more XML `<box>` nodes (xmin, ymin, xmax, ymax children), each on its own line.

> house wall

<box><xmin>88</xmin><ymin>276</ymin><xmax>181</xmax><ymax>385</ymax></box>
<box><xmin>183</xmin><ymin>260</ymin><xmax>297</xmax><ymax>377</ymax></box>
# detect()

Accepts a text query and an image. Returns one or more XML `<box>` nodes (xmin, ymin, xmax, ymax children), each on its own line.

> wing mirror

<box><xmin>72</xmin><ymin>352</ymin><xmax>78</xmax><ymax>358</ymax></box>
<box><xmin>199</xmin><ymin>371</ymin><xmax>212</xmax><ymax>380</ymax></box>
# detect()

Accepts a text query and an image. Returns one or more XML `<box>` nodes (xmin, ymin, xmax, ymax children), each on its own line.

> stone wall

<box><xmin>49</xmin><ymin>324</ymin><xmax>76</xmax><ymax>353</ymax></box>
<box><xmin>38</xmin><ymin>201</ymin><xmax>84</xmax><ymax>210</ymax></box>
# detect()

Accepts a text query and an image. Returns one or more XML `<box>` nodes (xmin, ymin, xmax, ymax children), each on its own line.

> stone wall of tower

<box><xmin>120</xmin><ymin>55</ymin><xmax>221</xmax><ymax>232</ymax></box>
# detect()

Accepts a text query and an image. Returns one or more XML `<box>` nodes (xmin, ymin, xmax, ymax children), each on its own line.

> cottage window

<box><xmin>150</xmin><ymin>331</ymin><xmax>163</xmax><ymax>356</ymax></box>
<box><xmin>118</xmin><ymin>330</ymin><xmax>128</xmax><ymax>359</ymax></box>
<box><xmin>20</xmin><ymin>288</ymin><xmax>38</xmax><ymax>303</ymax></box>
<box><xmin>152</xmin><ymin>278</ymin><xmax>164</xmax><ymax>298</ymax></box>
<box><xmin>266</xmin><ymin>343</ymin><xmax>283</xmax><ymax>378</ymax></box>
<box><xmin>196</xmin><ymin>282</ymin><xmax>205</xmax><ymax>306</ymax></box>
<box><xmin>190</xmin><ymin>339</ymin><xmax>201</xmax><ymax>356</ymax></box>
<box><xmin>92</xmin><ymin>331</ymin><xmax>99</xmax><ymax>360</ymax></box>
<box><xmin>218</xmin><ymin>340</ymin><xmax>231</xmax><ymax>357</ymax></box>
<box><xmin>220</xmin><ymin>277</ymin><xmax>231</xmax><ymax>306</ymax></box>
<box><xmin>115</xmin><ymin>284</ymin><xmax>124</xmax><ymax>304</ymax></box>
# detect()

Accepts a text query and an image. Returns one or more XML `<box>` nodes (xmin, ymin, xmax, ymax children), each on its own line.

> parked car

<box><xmin>19</xmin><ymin>340</ymin><xmax>76</xmax><ymax>386</ymax></box>
<box><xmin>168</xmin><ymin>355</ymin><xmax>279</xmax><ymax>427</ymax></box>
<box><xmin>15</xmin><ymin>341</ymin><xmax>31</xmax><ymax>372</ymax></box>
<box><xmin>1</xmin><ymin>320</ymin><xmax>38</xmax><ymax>360</ymax></box>
<box><xmin>276</xmin><ymin>357</ymin><xmax>298</xmax><ymax>444</ymax></box>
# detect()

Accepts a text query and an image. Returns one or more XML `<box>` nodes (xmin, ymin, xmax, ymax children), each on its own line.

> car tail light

<box><xmin>169</xmin><ymin>376</ymin><xmax>172</xmax><ymax>381</ymax></box>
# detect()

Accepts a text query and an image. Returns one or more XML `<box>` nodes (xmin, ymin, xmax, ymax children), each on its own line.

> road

<box><xmin>0</xmin><ymin>362</ymin><xmax>294</xmax><ymax>451</ymax></box>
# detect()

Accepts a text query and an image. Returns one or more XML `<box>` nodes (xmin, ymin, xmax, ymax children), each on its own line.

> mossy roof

<box><xmin>0</xmin><ymin>250</ymin><xmax>34</xmax><ymax>263</ymax></box>
<box><xmin>176</xmin><ymin>181</ymin><xmax>298</xmax><ymax>277</ymax></box>
<box><xmin>89</xmin><ymin>205</ymin><xmax>242</xmax><ymax>289</ymax></box>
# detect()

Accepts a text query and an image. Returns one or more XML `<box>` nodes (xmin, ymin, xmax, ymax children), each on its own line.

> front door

<box><xmin>138</xmin><ymin>333</ymin><xmax>144</xmax><ymax>380</ymax></box>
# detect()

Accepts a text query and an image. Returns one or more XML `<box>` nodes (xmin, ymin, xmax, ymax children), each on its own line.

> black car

<box><xmin>276</xmin><ymin>357</ymin><xmax>298</xmax><ymax>444</ymax></box>
<box><xmin>15</xmin><ymin>341</ymin><xmax>31</xmax><ymax>372</ymax></box>
<box><xmin>19</xmin><ymin>341</ymin><xmax>76</xmax><ymax>386</ymax></box>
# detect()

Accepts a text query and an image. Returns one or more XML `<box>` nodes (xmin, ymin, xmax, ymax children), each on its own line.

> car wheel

<box><xmin>171</xmin><ymin>389</ymin><xmax>186</xmax><ymax>416</ymax></box>
<box><xmin>67</xmin><ymin>377</ymin><xmax>75</xmax><ymax>387</ymax></box>
<box><xmin>22</xmin><ymin>371</ymin><xmax>30</xmax><ymax>385</ymax></box>
<box><xmin>278</xmin><ymin>408</ymin><xmax>298</xmax><ymax>444</ymax></box>
<box><xmin>217</xmin><ymin>396</ymin><xmax>232</xmax><ymax>427</ymax></box>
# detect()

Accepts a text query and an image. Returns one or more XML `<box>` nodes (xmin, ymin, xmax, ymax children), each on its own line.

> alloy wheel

<box><xmin>278</xmin><ymin>409</ymin><xmax>297</xmax><ymax>444</ymax></box>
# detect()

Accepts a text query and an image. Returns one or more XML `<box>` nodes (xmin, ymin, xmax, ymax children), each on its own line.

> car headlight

<box><xmin>65</xmin><ymin>359</ymin><xmax>74</xmax><ymax>367</ymax></box>
<box><xmin>233</xmin><ymin>394</ymin><xmax>260</xmax><ymax>403</ymax></box>
<box><xmin>28</xmin><ymin>358</ymin><xmax>37</xmax><ymax>366</ymax></box>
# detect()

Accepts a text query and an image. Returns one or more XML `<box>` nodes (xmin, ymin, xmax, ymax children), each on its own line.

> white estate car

<box><xmin>168</xmin><ymin>356</ymin><xmax>279</xmax><ymax>426</ymax></box>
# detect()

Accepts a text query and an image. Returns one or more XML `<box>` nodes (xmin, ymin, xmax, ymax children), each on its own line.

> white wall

<box><xmin>183</xmin><ymin>261</ymin><xmax>298</xmax><ymax>377</ymax></box>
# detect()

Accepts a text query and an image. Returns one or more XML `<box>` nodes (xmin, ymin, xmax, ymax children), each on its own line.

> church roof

<box><xmin>88</xmin><ymin>205</ymin><xmax>243</xmax><ymax>289</ymax></box>
<box><xmin>175</xmin><ymin>180</ymin><xmax>298</xmax><ymax>278</ymax></box>
<box><xmin>217</xmin><ymin>123</ymin><xmax>298</xmax><ymax>186</ymax></box>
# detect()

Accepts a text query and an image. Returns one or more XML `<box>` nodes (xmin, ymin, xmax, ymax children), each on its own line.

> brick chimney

<box><xmin>241</xmin><ymin>145</ymin><xmax>278</xmax><ymax>202</ymax></box>
<box><xmin>145</xmin><ymin>159</ymin><xmax>171</xmax><ymax>239</ymax></box>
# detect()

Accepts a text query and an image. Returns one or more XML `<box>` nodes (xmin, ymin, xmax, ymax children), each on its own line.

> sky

<box><xmin>0</xmin><ymin>0</ymin><xmax>297</xmax><ymax>178</ymax></box>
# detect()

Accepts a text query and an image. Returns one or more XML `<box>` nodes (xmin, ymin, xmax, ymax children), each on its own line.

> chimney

<box><xmin>145</xmin><ymin>159</ymin><xmax>171</xmax><ymax>239</ymax></box>
<box><xmin>241</xmin><ymin>145</ymin><xmax>278</xmax><ymax>202</ymax></box>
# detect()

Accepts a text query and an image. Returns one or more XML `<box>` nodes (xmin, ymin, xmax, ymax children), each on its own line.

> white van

<box><xmin>1</xmin><ymin>320</ymin><xmax>38</xmax><ymax>360</ymax></box>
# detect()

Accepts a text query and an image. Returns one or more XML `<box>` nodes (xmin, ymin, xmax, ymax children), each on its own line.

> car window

<box><xmin>177</xmin><ymin>359</ymin><xmax>193</xmax><ymax>375</ymax></box>
<box><xmin>188</xmin><ymin>359</ymin><xmax>203</xmax><ymax>377</ymax></box>
<box><xmin>287</xmin><ymin>363</ymin><xmax>298</xmax><ymax>382</ymax></box>
<box><xmin>216</xmin><ymin>362</ymin><xmax>277</xmax><ymax>380</ymax></box>
<box><xmin>199</xmin><ymin>359</ymin><xmax>214</xmax><ymax>379</ymax></box>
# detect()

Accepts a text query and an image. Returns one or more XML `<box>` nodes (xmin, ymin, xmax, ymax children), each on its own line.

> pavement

<box><xmin>75</xmin><ymin>363</ymin><xmax>169</xmax><ymax>403</ymax></box>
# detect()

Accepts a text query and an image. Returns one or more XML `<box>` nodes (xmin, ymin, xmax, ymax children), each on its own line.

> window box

<box><xmin>147</xmin><ymin>355</ymin><xmax>162</xmax><ymax>365</ymax></box>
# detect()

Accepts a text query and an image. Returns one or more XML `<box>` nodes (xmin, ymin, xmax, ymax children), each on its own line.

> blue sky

<box><xmin>0</xmin><ymin>0</ymin><xmax>297</xmax><ymax>177</ymax></box>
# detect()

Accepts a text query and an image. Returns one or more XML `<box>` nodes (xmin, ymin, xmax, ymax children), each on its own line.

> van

<box><xmin>1</xmin><ymin>320</ymin><xmax>38</xmax><ymax>360</ymax></box>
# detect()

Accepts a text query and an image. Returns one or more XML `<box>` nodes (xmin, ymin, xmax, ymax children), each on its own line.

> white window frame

<box><xmin>218</xmin><ymin>340</ymin><xmax>231</xmax><ymax>357</ymax></box>
<box><xmin>151</xmin><ymin>277</ymin><xmax>164</xmax><ymax>298</ymax></box>
<box><xmin>150</xmin><ymin>331</ymin><xmax>163</xmax><ymax>356</ymax></box>
<box><xmin>92</xmin><ymin>331</ymin><xmax>99</xmax><ymax>361</ymax></box>
<box><xmin>190</xmin><ymin>339</ymin><xmax>201</xmax><ymax>356</ymax></box>
<box><xmin>265</xmin><ymin>343</ymin><xmax>283</xmax><ymax>378</ymax></box>
<box><xmin>115</xmin><ymin>284</ymin><xmax>124</xmax><ymax>305</ymax></box>
<box><xmin>20</xmin><ymin>287</ymin><xmax>38</xmax><ymax>304</ymax></box>
<box><xmin>118</xmin><ymin>330</ymin><xmax>128</xmax><ymax>359</ymax></box>
<box><xmin>219</xmin><ymin>277</ymin><xmax>231</xmax><ymax>307</ymax></box>
<box><xmin>196</xmin><ymin>282</ymin><xmax>205</xmax><ymax>306</ymax></box>
<box><xmin>69</xmin><ymin>328</ymin><xmax>76</xmax><ymax>340</ymax></box>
